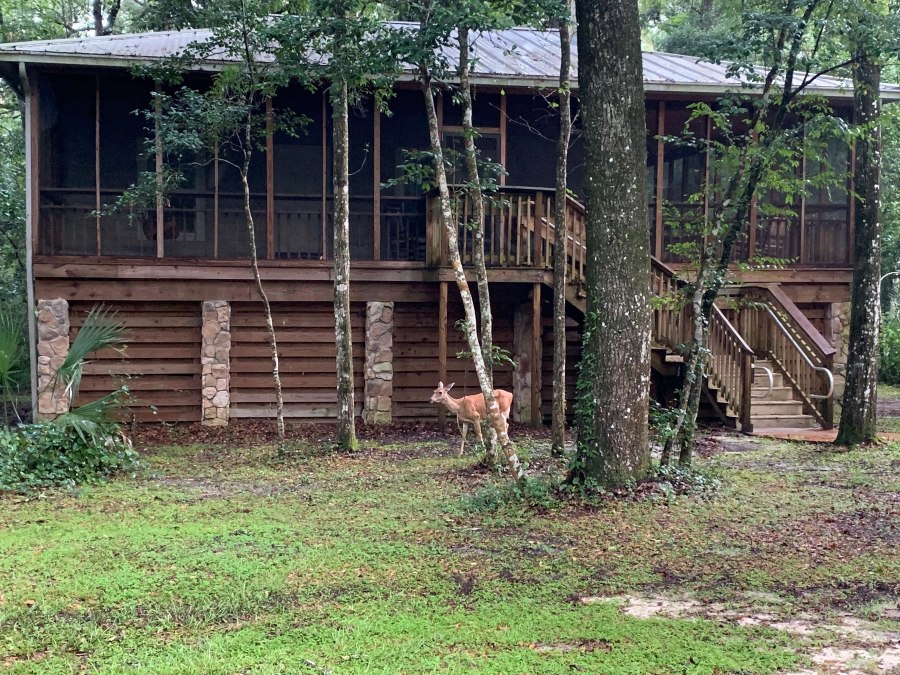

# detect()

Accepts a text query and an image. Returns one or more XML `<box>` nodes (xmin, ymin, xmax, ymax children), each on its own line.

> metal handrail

<box><xmin>751</xmin><ymin>364</ymin><xmax>774</xmax><ymax>399</ymax></box>
<box><xmin>764</xmin><ymin>304</ymin><xmax>834</xmax><ymax>400</ymax></box>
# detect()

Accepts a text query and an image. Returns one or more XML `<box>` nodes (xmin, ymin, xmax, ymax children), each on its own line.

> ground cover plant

<box><xmin>0</xmin><ymin>421</ymin><xmax>898</xmax><ymax>674</ymax></box>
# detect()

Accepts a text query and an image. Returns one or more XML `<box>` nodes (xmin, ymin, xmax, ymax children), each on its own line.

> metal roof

<box><xmin>0</xmin><ymin>24</ymin><xmax>895</xmax><ymax>99</ymax></box>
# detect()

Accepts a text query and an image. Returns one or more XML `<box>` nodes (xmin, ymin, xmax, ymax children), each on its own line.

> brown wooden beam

<box><xmin>373</xmin><ymin>103</ymin><xmax>381</xmax><ymax>261</ymax></box>
<box><xmin>531</xmin><ymin>283</ymin><xmax>541</xmax><ymax>427</ymax></box>
<box><xmin>266</xmin><ymin>96</ymin><xmax>275</xmax><ymax>260</ymax></box>
<box><xmin>155</xmin><ymin>86</ymin><xmax>164</xmax><ymax>259</ymax></box>
<box><xmin>499</xmin><ymin>94</ymin><xmax>507</xmax><ymax>187</ymax></box>
<box><xmin>438</xmin><ymin>280</ymin><xmax>448</xmax><ymax>425</ymax></box>
<box><xmin>654</xmin><ymin>101</ymin><xmax>665</xmax><ymax>259</ymax></box>
<box><xmin>95</xmin><ymin>75</ymin><xmax>101</xmax><ymax>256</ymax></box>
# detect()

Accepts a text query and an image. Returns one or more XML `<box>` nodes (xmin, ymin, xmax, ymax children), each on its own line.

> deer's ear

<box><xmin>437</xmin><ymin>381</ymin><xmax>444</xmax><ymax>389</ymax></box>
<box><xmin>446</xmin><ymin>382</ymin><xmax>455</xmax><ymax>391</ymax></box>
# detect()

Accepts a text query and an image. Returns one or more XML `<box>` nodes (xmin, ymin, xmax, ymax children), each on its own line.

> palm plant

<box><xmin>49</xmin><ymin>305</ymin><xmax>129</xmax><ymax>443</ymax></box>
<box><xmin>0</xmin><ymin>312</ymin><xmax>25</xmax><ymax>422</ymax></box>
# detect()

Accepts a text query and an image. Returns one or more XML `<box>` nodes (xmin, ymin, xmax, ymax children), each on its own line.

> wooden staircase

<box><xmin>441</xmin><ymin>185</ymin><xmax>836</xmax><ymax>432</ymax></box>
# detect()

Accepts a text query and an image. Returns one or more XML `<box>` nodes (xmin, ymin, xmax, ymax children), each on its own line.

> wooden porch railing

<box><xmin>736</xmin><ymin>284</ymin><xmax>836</xmax><ymax>427</ymax></box>
<box><xmin>430</xmin><ymin>185</ymin><xmax>835</xmax><ymax>430</ymax></box>
<box><xmin>651</xmin><ymin>258</ymin><xmax>755</xmax><ymax>430</ymax></box>
<box><xmin>427</xmin><ymin>186</ymin><xmax>588</xmax><ymax>284</ymax></box>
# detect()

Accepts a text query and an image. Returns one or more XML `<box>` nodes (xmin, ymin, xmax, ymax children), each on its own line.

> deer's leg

<box><xmin>473</xmin><ymin>418</ymin><xmax>484</xmax><ymax>447</ymax></box>
<box><xmin>458</xmin><ymin>421</ymin><xmax>468</xmax><ymax>456</ymax></box>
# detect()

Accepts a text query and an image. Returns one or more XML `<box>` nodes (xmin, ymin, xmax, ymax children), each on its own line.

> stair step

<box><xmin>751</xmin><ymin>386</ymin><xmax>796</xmax><ymax>401</ymax></box>
<box><xmin>751</xmin><ymin>400</ymin><xmax>805</xmax><ymax>416</ymax></box>
<box><xmin>754</xmin><ymin>372</ymin><xmax>784</xmax><ymax>387</ymax></box>
<box><xmin>751</xmin><ymin>414</ymin><xmax>818</xmax><ymax>429</ymax></box>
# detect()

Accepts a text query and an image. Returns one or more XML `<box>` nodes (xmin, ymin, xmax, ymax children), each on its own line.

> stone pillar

<box><xmin>828</xmin><ymin>302</ymin><xmax>851</xmax><ymax>403</ymax></box>
<box><xmin>512</xmin><ymin>302</ymin><xmax>540</xmax><ymax>423</ymax></box>
<box><xmin>201</xmin><ymin>301</ymin><xmax>231</xmax><ymax>426</ymax></box>
<box><xmin>36</xmin><ymin>299</ymin><xmax>71</xmax><ymax>419</ymax></box>
<box><xmin>363</xmin><ymin>301</ymin><xmax>394</xmax><ymax>425</ymax></box>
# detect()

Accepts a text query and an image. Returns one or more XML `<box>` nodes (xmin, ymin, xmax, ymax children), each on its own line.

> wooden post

<box><xmin>438</xmin><ymin>281</ymin><xmax>448</xmax><ymax>426</ymax></box>
<box><xmin>531</xmin><ymin>283</ymin><xmax>541</xmax><ymax>427</ymax></box>
<box><xmin>499</xmin><ymin>94</ymin><xmax>507</xmax><ymax>187</ymax></box>
<box><xmin>155</xmin><ymin>86</ymin><xmax>164</xmax><ymax>259</ymax></box>
<box><xmin>799</xmin><ymin>129</ymin><xmax>807</xmax><ymax>264</ymax></box>
<box><xmin>373</xmin><ymin>103</ymin><xmax>381</xmax><ymax>261</ymax></box>
<box><xmin>654</xmin><ymin>100</ymin><xmax>665</xmax><ymax>260</ymax></box>
<box><xmin>95</xmin><ymin>76</ymin><xmax>101</xmax><ymax>255</ymax></box>
<box><xmin>321</xmin><ymin>90</ymin><xmax>328</xmax><ymax>258</ymax></box>
<box><xmin>266</xmin><ymin>96</ymin><xmax>275</xmax><ymax>260</ymax></box>
<box><xmin>213</xmin><ymin>143</ymin><xmax>220</xmax><ymax>258</ymax></box>
<box><xmin>740</xmin><ymin>352</ymin><xmax>753</xmax><ymax>433</ymax></box>
<box><xmin>21</xmin><ymin>63</ymin><xmax>40</xmax><ymax>418</ymax></box>
<box><xmin>534</xmin><ymin>190</ymin><xmax>544</xmax><ymax>268</ymax></box>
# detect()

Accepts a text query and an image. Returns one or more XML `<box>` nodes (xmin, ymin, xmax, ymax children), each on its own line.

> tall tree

<box><xmin>836</xmin><ymin>1</ymin><xmax>890</xmax><ymax>445</ymax></box>
<box><xmin>551</xmin><ymin>1</ymin><xmax>573</xmax><ymax>456</ymax></box>
<box><xmin>125</xmin><ymin>0</ymin><xmax>296</xmax><ymax>441</ymax></box>
<box><xmin>403</xmin><ymin>0</ymin><xmax>524</xmax><ymax>479</ymax></box>
<box><xmin>568</xmin><ymin>0</ymin><xmax>651</xmax><ymax>488</ymax></box>
<box><xmin>278</xmin><ymin>3</ymin><xmax>399</xmax><ymax>449</ymax></box>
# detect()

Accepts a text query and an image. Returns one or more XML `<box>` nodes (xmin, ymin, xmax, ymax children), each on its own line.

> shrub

<box><xmin>0</xmin><ymin>421</ymin><xmax>139</xmax><ymax>492</ymax></box>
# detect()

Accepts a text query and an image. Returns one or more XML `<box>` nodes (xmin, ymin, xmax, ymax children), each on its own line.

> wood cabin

<box><xmin>1</xmin><ymin>26</ymin><xmax>894</xmax><ymax>431</ymax></box>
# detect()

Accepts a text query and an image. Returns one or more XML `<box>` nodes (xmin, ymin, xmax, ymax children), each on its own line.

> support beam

<box><xmin>531</xmin><ymin>283</ymin><xmax>541</xmax><ymax>427</ymax></box>
<box><xmin>373</xmin><ymin>104</ymin><xmax>381</xmax><ymax>261</ymax></box>
<box><xmin>21</xmin><ymin>63</ymin><xmax>39</xmax><ymax>418</ymax></box>
<box><xmin>95</xmin><ymin>76</ymin><xmax>101</xmax><ymax>256</ymax></box>
<box><xmin>438</xmin><ymin>281</ymin><xmax>448</xmax><ymax>425</ymax></box>
<box><xmin>266</xmin><ymin>96</ymin><xmax>275</xmax><ymax>260</ymax></box>
<box><xmin>654</xmin><ymin>101</ymin><xmax>665</xmax><ymax>259</ymax></box>
<box><xmin>499</xmin><ymin>94</ymin><xmax>507</xmax><ymax>187</ymax></box>
<box><xmin>155</xmin><ymin>86</ymin><xmax>164</xmax><ymax>259</ymax></box>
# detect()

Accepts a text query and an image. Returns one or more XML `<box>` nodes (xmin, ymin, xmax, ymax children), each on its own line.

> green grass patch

<box><xmin>1</xmin><ymin>434</ymin><xmax>898</xmax><ymax>673</ymax></box>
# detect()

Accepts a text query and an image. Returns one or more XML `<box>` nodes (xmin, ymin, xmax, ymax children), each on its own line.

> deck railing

<box><xmin>427</xmin><ymin>186</ymin><xmax>588</xmax><ymax>284</ymax></box>
<box><xmin>650</xmin><ymin>258</ymin><xmax>755</xmax><ymax>430</ymax></box>
<box><xmin>736</xmin><ymin>284</ymin><xmax>836</xmax><ymax>427</ymax></box>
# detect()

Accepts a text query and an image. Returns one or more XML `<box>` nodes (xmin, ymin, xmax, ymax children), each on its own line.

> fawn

<box><xmin>430</xmin><ymin>381</ymin><xmax>513</xmax><ymax>456</ymax></box>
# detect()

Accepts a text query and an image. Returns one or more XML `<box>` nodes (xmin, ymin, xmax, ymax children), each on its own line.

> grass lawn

<box><xmin>1</xmin><ymin>426</ymin><xmax>898</xmax><ymax>674</ymax></box>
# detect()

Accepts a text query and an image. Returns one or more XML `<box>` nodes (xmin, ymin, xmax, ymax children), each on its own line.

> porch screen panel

<box><xmin>98</xmin><ymin>77</ymin><xmax>155</xmax><ymax>256</ymax></box>
<box><xmin>39</xmin><ymin>73</ymin><xmax>97</xmax><ymax>255</ymax></box>
<box><xmin>442</xmin><ymin>92</ymin><xmax>501</xmax><ymax>128</ymax></box>
<box><xmin>804</xmin><ymin>137</ymin><xmax>850</xmax><ymax>265</ymax></box>
<box><xmin>379</xmin><ymin>90</ymin><xmax>429</xmax><ymax>261</ymax></box>
<box><xmin>661</xmin><ymin>106</ymin><xmax>706</xmax><ymax>263</ymax></box>
<box><xmin>216</xmin><ymin>140</ymin><xmax>267</xmax><ymax>259</ymax></box>
<box><xmin>274</xmin><ymin>86</ymin><xmax>324</xmax><ymax>259</ymax></box>
<box><xmin>505</xmin><ymin>94</ymin><xmax>558</xmax><ymax>189</ymax></box>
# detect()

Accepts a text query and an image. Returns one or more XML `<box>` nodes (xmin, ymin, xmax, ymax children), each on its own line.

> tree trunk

<box><xmin>420</xmin><ymin>68</ymin><xmax>523</xmax><ymax>481</ymax></box>
<box><xmin>551</xmin><ymin>6</ymin><xmax>573</xmax><ymax>456</ymax></box>
<box><xmin>332</xmin><ymin>79</ymin><xmax>358</xmax><ymax>450</ymax></box>
<box><xmin>241</xmin><ymin>114</ymin><xmax>285</xmax><ymax>441</ymax></box>
<box><xmin>836</xmin><ymin>49</ymin><xmax>881</xmax><ymax>445</ymax></box>
<box><xmin>458</xmin><ymin>27</ymin><xmax>499</xmax><ymax>463</ymax></box>
<box><xmin>568</xmin><ymin>0</ymin><xmax>651</xmax><ymax>488</ymax></box>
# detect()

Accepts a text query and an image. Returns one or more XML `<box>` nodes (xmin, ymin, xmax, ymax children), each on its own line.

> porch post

<box><xmin>201</xmin><ymin>301</ymin><xmax>231</xmax><ymax>426</ymax></box>
<box><xmin>362</xmin><ymin>301</ymin><xmax>394</xmax><ymax>425</ymax></box>
<box><xmin>36</xmin><ymin>299</ymin><xmax>71</xmax><ymax>420</ymax></box>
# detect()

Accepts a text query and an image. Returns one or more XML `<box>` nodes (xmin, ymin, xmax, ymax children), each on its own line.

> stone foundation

<box><xmin>827</xmin><ymin>302</ymin><xmax>850</xmax><ymax>403</ymax></box>
<box><xmin>363</xmin><ymin>301</ymin><xmax>394</xmax><ymax>425</ymax></box>
<box><xmin>36</xmin><ymin>298</ymin><xmax>71</xmax><ymax>419</ymax></box>
<box><xmin>201</xmin><ymin>300</ymin><xmax>231</xmax><ymax>426</ymax></box>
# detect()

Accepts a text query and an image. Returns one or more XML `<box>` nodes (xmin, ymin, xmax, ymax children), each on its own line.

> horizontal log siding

<box><xmin>229</xmin><ymin>302</ymin><xmax>365</xmax><ymax>419</ymax></box>
<box><xmin>71</xmin><ymin>301</ymin><xmax>202</xmax><ymax>422</ymax></box>
<box><xmin>392</xmin><ymin>303</ymin><xmax>514</xmax><ymax>420</ymax></box>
